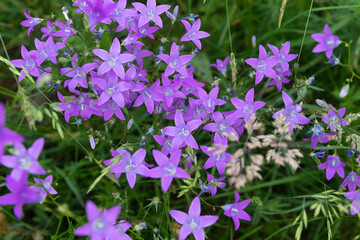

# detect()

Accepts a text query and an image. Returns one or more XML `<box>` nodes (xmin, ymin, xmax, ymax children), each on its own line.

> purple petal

<box><xmin>169</xmin><ymin>210</ymin><xmax>188</xmax><ymax>224</ymax></box>
<box><xmin>188</xmin><ymin>197</ymin><xmax>201</xmax><ymax>217</ymax></box>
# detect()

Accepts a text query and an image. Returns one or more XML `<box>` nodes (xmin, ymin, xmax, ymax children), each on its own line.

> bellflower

<box><xmin>322</xmin><ymin>104</ymin><xmax>348</xmax><ymax>131</ymax></box>
<box><xmin>101</xmin><ymin>100</ymin><xmax>125</xmax><ymax>121</ymax></box>
<box><xmin>111</xmin><ymin>0</ymin><xmax>138</xmax><ymax>29</ymax></box>
<box><xmin>230</xmin><ymin>88</ymin><xmax>266</xmax><ymax>122</ymax></box>
<box><xmin>311</xmin><ymin>24</ymin><xmax>340</xmax><ymax>59</ymax></box>
<box><xmin>207</xmin><ymin>173</ymin><xmax>226</xmax><ymax>196</ymax></box>
<box><xmin>317</xmin><ymin>155</ymin><xmax>345</xmax><ymax>180</ymax></box>
<box><xmin>272</xmin><ymin>91</ymin><xmax>310</xmax><ymax>134</ymax></box>
<box><xmin>161</xmin><ymin>75</ymin><xmax>186</xmax><ymax>108</ymax></box>
<box><xmin>74</xmin><ymin>200</ymin><xmax>122</xmax><ymax>239</ymax></box>
<box><xmin>165</xmin><ymin>5</ymin><xmax>179</xmax><ymax>22</ymax></box>
<box><xmin>210</xmin><ymin>56</ymin><xmax>229</xmax><ymax>75</ymax></box>
<box><xmin>116</xmin><ymin>220</ymin><xmax>132</xmax><ymax>240</ymax></box>
<box><xmin>344</xmin><ymin>190</ymin><xmax>360</xmax><ymax>215</ymax></box>
<box><xmin>268</xmin><ymin>65</ymin><xmax>291</xmax><ymax>91</ymax></box>
<box><xmin>1</xmin><ymin>138</ymin><xmax>46</xmax><ymax>180</ymax></box>
<box><xmin>245</xmin><ymin>44</ymin><xmax>278</xmax><ymax>84</ymax></box>
<box><xmin>163</xmin><ymin>110</ymin><xmax>203</xmax><ymax>150</ymax></box>
<box><xmin>132</xmin><ymin>0</ymin><xmax>170</xmax><ymax>28</ymax></box>
<box><xmin>267</xmin><ymin>41</ymin><xmax>298</xmax><ymax>70</ymax></box>
<box><xmin>11</xmin><ymin>45</ymin><xmax>41</xmax><ymax>82</ymax></box>
<box><xmin>147</xmin><ymin>150</ymin><xmax>190</xmax><ymax>192</ymax></box>
<box><xmin>82</xmin><ymin>0</ymin><xmax>117</xmax><ymax>28</ymax></box>
<box><xmin>203</xmin><ymin>111</ymin><xmax>238</xmax><ymax>137</ymax></box>
<box><xmin>223</xmin><ymin>192</ymin><xmax>251</xmax><ymax>230</ymax></box>
<box><xmin>180</xmin><ymin>19</ymin><xmax>210</xmax><ymax>49</ymax></box>
<box><xmin>303</xmin><ymin>124</ymin><xmax>337</xmax><ymax>149</ymax></box>
<box><xmin>40</xmin><ymin>20</ymin><xmax>55</xmax><ymax>40</ymax></box>
<box><xmin>196</xmin><ymin>86</ymin><xmax>226</xmax><ymax>113</ymax></box>
<box><xmin>32</xmin><ymin>175</ymin><xmax>57</xmax><ymax>204</ymax></box>
<box><xmin>340</xmin><ymin>172</ymin><xmax>360</xmax><ymax>191</ymax></box>
<box><xmin>133</xmin><ymin>79</ymin><xmax>163</xmax><ymax>114</ymax></box>
<box><xmin>183</xmin><ymin>13</ymin><xmax>199</xmax><ymax>24</ymax></box>
<box><xmin>34</xmin><ymin>38</ymin><xmax>64</xmax><ymax>65</ymax></box>
<box><xmin>169</xmin><ymin>196</ymin><xmax>218</xmax><ymax>240</ymax></box>
<box><xmin>0</xmin><ymin>172</ymin><xmax>40</xmax><ymax>219</ymax></box>
<box><xmin>21</xmin><ymin>10</ymin><xmax>41</xmax><ymax>37</ymax></box>
<box><xmin>54</xmin><ymin>20</ymin><xmax>75</xmax><ymax>43</ymax></box>
<box><xmin>92</xmin><ymin>38</ymin><xmax>136</xmax><ymax>78</ymax></box>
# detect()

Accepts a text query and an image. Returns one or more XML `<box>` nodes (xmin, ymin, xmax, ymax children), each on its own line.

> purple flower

<box><xmin>317</xmin><ymin>155</ymin><xmax>345</xmax><ymax>180</ymax></box>
<box><xmin>158</xmin><ymin>42</ymin><xmax>193</xmax><ymax>77</ymax></box>
<box><xmin>10</xmin><ymin>45</ymin><xmax>42</xmax><ymax>82</ymax></box>
<box><xmin>169</xmin><ymin>196</ymin><xmax>218</xmax><ymax>240</ymax></box>
<box><xmin>161</xmin><ymin>75</ymin><xmax>186</xmax><ymax>108</ymax></box>
<box><xmin>311</xmin><ymin>24</ymin><xmax>340</xmax><ymax>59</ymax></box>
<box><xmin>1</xmin><ymin>138</ymin><xmax>46</xmax><ymax>180</ymax></box>
<box><xmin>21</xmin><ymin>10</ymin><xmax>41</xmax><ymax>37</ymax></box>
<box><xmin>322</xmin><ymin>104</ymin><xmax>348</xmax><ymax>131</ymax></box>
<box><xmin>201</xmin><ymin>133</ymin><xmax>231</xmax><ymax>175</ymax></box>
<box><xmin>245</xmin><ymin>45</ymin><xmax>278</xmax><ymax>84</ymax></box>
<box><xmin>133</xmin><ymin>79</ymin><xmax>163</xmax><ymax>114</ymax></box>
<box><xmin>108</xmin><ymin>149</ymin><xmax>148</xmax><ymax>188</ymax></box>
<box><xmin>165</xmin><ymin>5</ymin><xmax>179</xmax><ymax>22</ymax></box>
<box><xmin>74</xmin><ymin>200</ymin><xmax>122</xmax><ymax>239</ymax></box>
<box><xmin>82</xmin><ymin>0</ymin><xmax>116</xmax><ymax>28</ymax></box>
<box><xmin>344</xmin><ymin>190</ymin><xmax>360</xmax><ymax>215</ymax></box>
<box><xmin>111</xmin><ymin>0</ymin><xmax>138</xmax><ymax>29</ymax></box>
<box><xmin>0</xmin><ymin>103</ymin><xmax>24</xmax><ymax>157</ymax></box>
<box><xmin>230</xmin><ymin>88</ymin><xmax>266</xmax><ymax>122</ymax></box>
<box><xmin>115</xmin><ymin>220</ymin><xmax>132</xmax><ymax>240</ymax></box>
<box><xmin>268</xmin><ymin>65</ymin><xmax>291</xmax><ymax>91</ymax></box>
<box><xmin>180</xmin><ymin>19</ymin><xmax>210</xmax><ymax>49</ymax></box>
<box><xmin>272</xmin><ymin>91</ymin><xmax>310</xmax><ymax>134</ymax></box>
<box><xmin>92</xmin><ymin>38</ymin><xmax>136</xmax><ymax>78</ymax></box>
<box><xmin>267</xmin><ymin>41</ymin><xmax>298</xmax><ymax>70</ymax></box>
<box><xmin>163</xmin><ymin>110</ymin><xmax>203</xmax><ymax>150</ymax></box>
<box><xmin>303</xmin><ymin>124</ymin><xmax>337</xmax><ymax>149</ymax></box>
<box><xmin>147</xmin><ymin>150</ymin><xmax>190</xmax><ymax>192</ymax></box>
<box><xmin>207</xmin><ymin>173</ymin><xmax>226</xmax><ymax>196</ymax></box>
<box><xmin>203</xmin><ymin>111</ymin><xmax>238</xmax><ymax>137</ymax></box>
<box><xmin>132</xmin><ymin>0</ymin><xmax>170</xmax><ymax>28</ymax></box>
<box><xmin>223</xmin><ymin>192</ymin><xmax>251</xmax><ymax>230</ymax></box>
<box><xmin>0</xmin><ymin>172</ymin><xmax>40</xmax><ymax>219</ymax></box>
<box><xmin>34</xmin><ymin>38</ymin><xmax>64</xmax><ymax>65</ymax></box>
<box><xmin>53</xmin><ymin>20</ymin><xmax>75</xmax><ymax>43</ymax></box>
<box><xmin>196</xmin><ymin>86</ymin><xmax>226</xmax><ymax>113</ymax></box>
<box><xmin>101</xmin><ymin>100</ymin><xmax>125</xmax><ymax>121</ymax></box>
<box><xmin>40</xmin><ymin>20</ymin><xmax>55</xmax><ymax>40</ymax></box>
<box><xmin>340</xmin><ymin>172</ymin><xmax>360</xmax><ymax>191</ymax></box>
<box><xmin>32</xmin><ymin>175</ymin><xmax>57</xmax><ymax>204</ymax></box>
<box><xmin>210</xmin><ymin>56</ymin><xmax>229</xmax><ymax>75</ymax></box>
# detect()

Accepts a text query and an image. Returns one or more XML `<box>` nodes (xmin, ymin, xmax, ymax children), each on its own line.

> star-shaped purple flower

<box><xmin>210</xmin><ymin>56</ymin><xmax>229</xmax><ymax>75</ymax></box>
<box><xmin>318</xmin><ymin>155</ymin><xmax>345</xmax><ymax>180</ymax></box>
<box><xmin>163</xmin><ymin>110</ymin><xmax>203</xmax><ymax>150</ymax></box>
<box><xmin>74</xmin><ymin>200</ymin><xmax>122</xmax><ymax>239</ymax></box>
<box><xmin>147</xmin><ymin>150</ymin><xmax>190</xmax><ymax>192</ymax></box>
<box><xmin>340</xmin><ymin>172</ymin><xmax>360</xmax><ymax>191</ymax></box>
<box><xmin>196</xmin><ymin>86</ymin><xmax>226</xmax><ymax>113</ymax></box>
<box><xmin>203</xmin><ymin>111</ymin><xmax>238</xmax><ymax>137</ymax></box>
<box><xmin>207</xmin><ymin>173</ymin><xmax>226</xmax><ymax>196</ymax></box>
<box><xmin>32</xmin><ymin>175</ymin><xmax>57</xmax><ymax>204</ymax></box>
<box><xmin>303</xmin><ymin>124</ymin><xmax>337</xmax><ymax>149</ymax></box>
<box><xmin>169</xmin><ymin>196</ymin><xmax>218</xmax><ymax>240</ymax></box>
<box><xmin>40</xmin><ymin>20</ymin><xmax>55</xmax><ymax>40</ymax></box>
<box><xmin>21</xmin><ymin>10</ymin><xmax>41</xmax><ymax>37</ymax></box>
<box><xmin>322</xmin><ymin>104</ymin><xmax>348</xmax><ymax>132</ymax></box>
<box><xmin>158</xmin><ymin>42</ymin><xmax>193</xmax><ymax>77</ymax></box>
<box><xmin>344</xmin><ymin>190</ymin><xmax>360</xmax><ymax>215</ymax></box>
<box><xmin>82</xmin><ymin>0</ymin><xmax>117</xmax><ymax>28</ymax></box>
<box><xmin>54</xmin><ymin>20</ymin><xmax>75</xmax><ymax>44</ymax></box>
<box><xmin>115</xmin><ymin>220</ymin><xmax>132</xmax><ymax>240</ymax></box>
<box><xmin>268</xmin><ymin>65</ymin><xmax>291</xmax><ymax>91</ymax></box>
<box><xmin>224</xmin><ymin>192</ymin><xmax>251</xmax><ymax>230</ymax></box>
<box><xmin>133</xmin><ymin>79</ymin><xmax>163</xmax><ymax>114</ymax></box>
<box><xmin>132</xmin><ymin>0</ymin><xmax>170</xmax><ymax>28</ymax></box>
<box><xmin>180</xmin><ymin>19</ymin><xmax>210</xmax><ymax>49</ymax></box>
<box><xmin>161</xmin><ymin>75</ymin><xmax>186</xmax><ymax>108</ymax></box>
<box><xmin>267</xmin><ymin>41</ymin><xmax>298</xmax><ymax>70</ymax></box>
<box><xmin>272</xmin><ymin>91</ymin><xmax>310</xmax><ymax>134</ymax></box>
<box><xmin>11</xmin><ymin>45</ymin><xmax>41</xmax><ymax>82</ymax></box>
<box><xmin>311</xmin><ymin>24</ymin><xmax>340</xmax><ymax>59</ymax></box>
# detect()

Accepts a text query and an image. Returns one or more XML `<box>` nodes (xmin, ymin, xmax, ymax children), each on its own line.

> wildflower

<box><xmin>10</xmin><ymin>45</ymin><xmax>42</xmax><ymax>82</ymax></box>
<box><xmin>210</xmin><ymin>56</ymin><xmax>230</xmax><ymax>75</ymax></box>
<box><xmin>0</xmin><ymin>103</ymin><xmax>24</xmax><ymax>157</ymax></box>
<box><xmin>165</xmin><ymin>5</ymin><xmax>179</xmax><ymax>22</ymax></box>
<box><xmin>54</xmin><ymin>20</ymin><xmax>75</xmax><ymax>44</ymax></box>
<box><xmin>311</xmin><ymin>150</ymin><xmax>328</xmax><ymax>159</ymax></box>
<box><xmin>328</xmin><ymin>56</ymin><xmax>340</xmax><ymax>66</ymax></box>
<box><xmin>207</xmin><ymin>173</ymin><xmax>226</xmax><ymax>196</ymax></box>
<box><xmin>267</xmin><ymin>41</ymin><xmax>298</xmax><ymax>70</ymax></box>
<box><xmin>346</xmin><ymin>149</ymin><xmax>357</xmax><ymax>157</ymax></box>
<box><xmin>230</xmin><ymin>88</ymin><xmax>266</xmax><ymax>122</ymax></box>
<box><xmin>32</xmin><ymin>175</ymin><xmax>57</xmax><ymax>204</ymax></box>
<box><xmin>317</xmin><ymin>155</ymin><xmax>345</xmax><ymax>180</ymax></box>
<box><xmin>40</xmin><ymin>20</ymin><xmax>55</xmax><ymax>40</ymax></box>
<box><xmin>133</xmin><ymin>79</ymin><xmax>163</xmax><ymax>114</ymax></box>
<box><xmin>183</xmin><ymin>13</ymin><xmax>199</xmax><ymax>24</ymax></box>
<box><xmin>74</xmin><ymin>200</ymin><xmax>122</xmax><ymax>239</ymax></box>
<box><xmin>196</xmin><ymin>86</ymin><xmax>226</xmax><ymax>113</ymax></box>
<box><xmin>272</xmin><ymin>91</ymin><xmax>310</xmax><ymax>134</ymax></box>
<box><xmin>322</xmin><ymin>104</ymin><xmax>348</xmax><ymax>131</ymax></box>
<box><xmin>161</xmin><ymin>74</ymin><xmax>186</xmax><ymax>108</ymax></box>
<box><xmin>1</xmin><ymin>138</ymin><xmax>46</xmax><ymax>180</ymax></box>
<box><xmin>169</xmin><ymin>197</ymin><xmax>218</xmax><ymax>240</ymax></box>
<box><xmin>203</xmin><ymin>111</ymin><xmax>238</xmax><ymax>137</ymax></box>
<box><xmin>21</xmin><ymin>10</ymin><xmax>41</xmax><ymax>37</ymax></box>
<box><xmin>311</xmin><ymin>24</ymin><xmax>339</xmax><ymax>59</ymax></box>
<box><xmin>251</xmin><ymin>35</ymin><xmax>256</xmax><ymax>48</ymax></box>
<box><xmin>92</xmin><ymin>38</ymin><xmax>136</xmax><ymax>78</ymax></box>
<box><xmin>158</xmin><ymin>42</ymin><xmax>194</xmax><ymax>77</ymax></box>
<box><xmin>132</xmin><ymin>0</ymin><xmax>170</xmax><ymax>28</ymax></box>
<box><xmin>303</xmin><ymin>124</ymin><xmax>337</xmax><ymax>149</ymax></box>
<box><xmin>198</xmin><ymin>179</ymin><xmax>211</xmax><ymax>196</ymax></box>
<box><xmin>245</xmin><ymin>44</ymin><xmax>278</xmax><ymax>84</ymax></box>
<box><xmin>315</xmin><ymin>99</ymin><xmax>328</xmax><ymax>108</ymax></box>
<box><xmin>180</xmin><ymin>19</ymin><xmax>210</xmax><ymax>49</ymax></box>
<box><xmin>147</xmin><ymin>150</ymin><xmax>190</xmax><ymax>192</ymax></box>
<box><xmin>89</xmin><ymin>136</ymin><xmax>96</xmax><ymax>149</ymax></box>
<box><xmin>223</xmin><ymin>192</ymin><xmax>251</xmax><ymax>230</ymax></box>
<box><xmin>115</xmin><ymin>220</ymin><xmax>132</xmax><ymax>239</ymax></box>
<box><xmin>163</xmin><ymin>110</ymin><xmax>203</xmax><ymax>150</ymax></box>
<box><xmin>344</xmin><ymin>190</ymin><xmax>360</xmax><ymax>215</ymax></box>
<box><xmin>340</xmin><ymin>172</ymin><xmax>360</xmax><ymax>191</ymax></box>
<box><xmin>82</xmin><ymin>0</ymin><xmax>116</xmax><ymax>28</ymax></box>
<box><xmin>0</xmin><ymin>172</ymin><xmax>40</xmax><ymax>219</ymax></box>
<box><xmin>339</xmin><ymin>85</ymin><xmax>349</xmax><ymax>98</ymax></box>
<box><xmin>268</xmin><ymin>65</ymin><xmax>291</xmax><ymax>91</ymax></box>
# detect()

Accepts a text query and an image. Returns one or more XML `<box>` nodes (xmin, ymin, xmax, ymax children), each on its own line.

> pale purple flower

<box><xmin>272</xmin><ymin>91</ymin><xmax>310</xmax><ymax>134</ymax></box>
<box><xmin>158</xmin><ymin>42</ymin><xmax>193</xmax><ymax>77</ymax></box>
<box><xmin>180</xmin><ymin>19</ymin><xmax>210</xmax><ymax>49</ymax></box>
<box><xmin>203</xmin><ymin>111</ymin><xmax>238</xmax><ymax>137</ymax></box>
<box><xmin>196</xmin><ymin>86</ymin><xmax>226</xmax><ymax>113</ymax></box>
<box><xmin>169</xmin><ymin>196</ymin><xmax>218</xmax><ymax>240</ymax></box>
<box><xmin>322</xmin><ymin>104</ymin><xmax>348</xmax><ymax>131</ymax></box>
<box><xmin>10</xmin><ymin>45</ymin><xmax>41</xmax><ymax>82</ymax></box>
<box><xmin>34</xmin><ymin>38</ymin><xmax>64</xmax><ymax>65</ymax></box>
<box><xmin>33</xmin><ymin>175</ymin><xmax>57</xmax><ymax>204</ymax></box>
<box><xmin>161</xmin><ymin>75</ymin><xmax>186</xmax><ymax>108</ymax></box>
<box><xmin>207</xmin><ymin>173</ymin><xmax>226</xmax><ymax>196</ymax></box>
<box><xmin>165</xmin><ymin>5</ymin><xmax>179</xmax><ymax>22</ymax></box>
<box><xmin>163</xmin><ymin>110</ymin><xmax>203</xmax><ymax>150</ymax></box>
<box><xmin>132</xmin><ymin>0</ymin><xmax>170</xmax><ymax>28</ymax></box>
<box><xmin>311</xmin><ymin>24</ymin><xmax>340</xmax><ymax>59</ymax></box>
<box><xmin>115</xmin><ymin>220</ymin><xmax>132</xmax><ymax>240</ymax></box>
<box><xmin>268</xmin><ymin>65</ymin><xmax>291</xmax><ymax>91</ymax></box>
<box><xmin>40</xmin><ymin>20</ymin><xmax>55</xmax><ymax>40</ymax></box>
<box><xmin>267</xmin><ymin>41</ymin><xmax>298</xmax><ymax>70</ymax></box>
<box><xmin>340</xmin><ymin>172</ymin><xmax>360</xmax><ymax>191</ymax></box>
<box><xmin>147</xmin><ymin>150</ymin><xmax>190</xmax><ymax>192</ymax></box>
<box><xmin>201</xmin><ymin>133</ymin><xmax>231</xmax><ymax>175</ymax></box>
<box><xmin>111</xmin><ymin>0</ymin><xmax>138</xmax><ymax>29</ymax></box>
<box><xmin>245</xmin><ymin>45</ymin><xmax>278</xmax><ymax>84</ymax></box>
<box><xmin>103</xmin><ymin>149</ymin><xmax>129</xmax><ymax>178</ymax></box>
<box><xmin>318</xmin><ymin>155</ymin><xmax>345</xmax><ymax>180</ymax></box>
<box><xmin>133</xmin><ymin>79</ymin><xmax>163</xmax><ymax>114</ymax></box>
<box><xmin>1</xmin><ymin>138</ymin><xmax>46</xmax><ymax>180</ymax></box>
<box><xmin>224</xmin><ymin>192</ymin><xmax>251</xmax><ymax>230</ymax></box>
<box><xmin>230</xmin><ymin>88</ymin><xmax>266</xmax><ymax>122</ymax></box>
<box><xmin>101</xmin><ymin>100</ymin><xmax>125</xmax><ymax>121</ymax></box>
<box><xmin>54</xmin><ymin>20</ymin><xmax>75</xmax><ymax>43</ymax></box>
<box><xmin>82</xmin><ymin>0</ymin><xmax>117</xmax><ymax>28</ymax></box>
<box><xmin>210</xmin><ymin>56</ymin><xmax>229</xmax><ymax>75</ymax></box>
<box><xmin>74</xmin><ymin>200</ymin><xmax>122</xmax><ymax>239</ymax></box>
<box><xmin>344</xmin><ymin>190</ymin><xmax>360</xmax><ymax>215</ymax></box>
<box><xmin>21</xmin><ymin>10</ymin><xmax>41</xmax><ymax>37</ymax></box>
<box><xmin>125</xmin><ymin>44</ymin><xmax>153</xmax><ymax>64</ymax></box>
<box><xmin>92</xmin><ymin>38</ymin><xmax>136</xmax><ymax>78</ymax></box>
<box><xmin>303</xmin><ymin>124</ymin><xmax>337</xmax><ymax>149</ymax></box>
